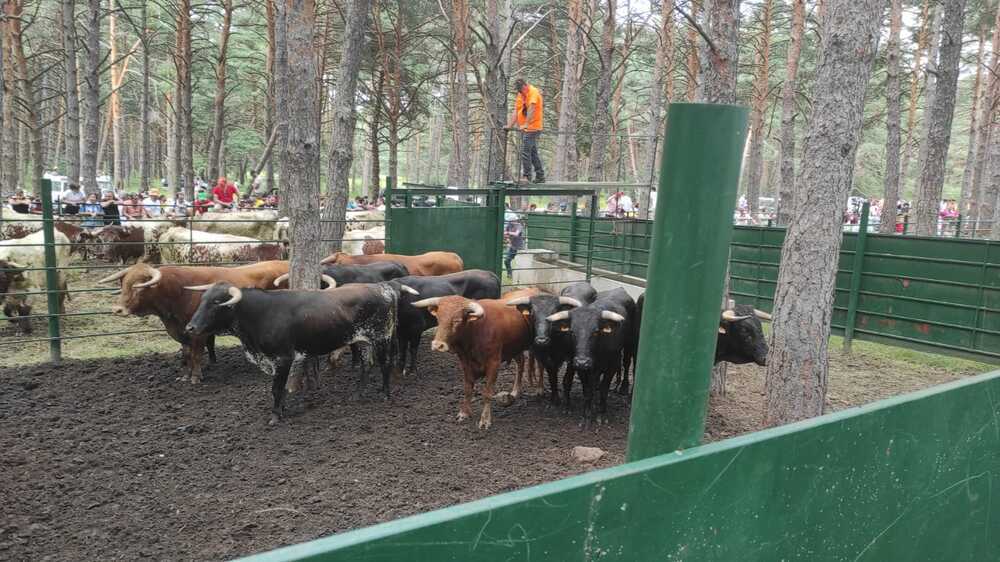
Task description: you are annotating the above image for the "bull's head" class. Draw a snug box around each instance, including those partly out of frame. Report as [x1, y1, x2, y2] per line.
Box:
[717, 303, 771, 366]
[98, 264, 163, 317]
[0, 260, 27, 296]
[183, 282, 243, 335]
[506, 294, 582, 348]
[549, 306, 625, 372]
[319, 251, 349, 265]
[411, 295, 484, 353]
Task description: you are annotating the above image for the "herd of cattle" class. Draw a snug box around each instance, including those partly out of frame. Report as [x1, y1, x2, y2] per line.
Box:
[0, 209, 385, 333]
[1, 213, 771, 429]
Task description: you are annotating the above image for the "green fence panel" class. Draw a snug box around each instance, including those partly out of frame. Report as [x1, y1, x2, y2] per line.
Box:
[388, 206, 499, 274]
[242, 371, 1000, 562]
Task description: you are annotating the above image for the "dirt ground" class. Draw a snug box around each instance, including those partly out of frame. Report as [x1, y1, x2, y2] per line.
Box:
[0, 269, 991, 560]
[1, 340, 987, 561]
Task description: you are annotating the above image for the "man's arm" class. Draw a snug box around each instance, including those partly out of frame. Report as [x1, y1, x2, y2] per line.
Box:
[524, 103, 537, 130]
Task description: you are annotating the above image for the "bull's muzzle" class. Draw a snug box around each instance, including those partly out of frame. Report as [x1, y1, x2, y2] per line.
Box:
[534, 335, 550, 347]
[574, 358, 592, 371]
[110, 305, 128, 317]
[430, 340, 449, 353]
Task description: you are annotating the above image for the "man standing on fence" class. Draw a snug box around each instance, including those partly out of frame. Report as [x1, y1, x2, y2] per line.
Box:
[507, 78, 545, 184]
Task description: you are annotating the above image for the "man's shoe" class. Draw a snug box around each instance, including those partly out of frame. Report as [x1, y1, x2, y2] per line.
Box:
[519, 176, 531, 184]
[533, 176, 546, 184]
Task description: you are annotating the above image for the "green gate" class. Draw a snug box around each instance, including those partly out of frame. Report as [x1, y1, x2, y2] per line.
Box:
[386, 187, 502, 274]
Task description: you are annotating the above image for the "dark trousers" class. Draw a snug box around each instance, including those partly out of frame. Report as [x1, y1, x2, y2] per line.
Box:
[504, 246, 518, 277]
[520, 131, 544, 181]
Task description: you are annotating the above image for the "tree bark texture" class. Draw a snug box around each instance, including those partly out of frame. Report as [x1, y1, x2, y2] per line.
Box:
[266, 0, 277, 195]
[587, 0, 618, 183]
[175, 0, 194, 196]
[446, 0, 471, 186]
[640, 0, 672, 187]
[764, 0, 885, 427]
[913, 0, 966, 237]
[776, 0, 804, 226]
[207, 0, 234, 182]
[898, 0, 931, 202]
[140, 0, 150, 191]
[109, 0, 122, 189]
[698, 0, 740, 104]
[685, 0, 700, 101]
[320, 0, 370, 254]
[743, 0, 773, 216]
[958, 30, 986, 221]
[907, 1, 942, 198]
[482, 0, 510, 184]
[551, 0, 586, 181]
[880, 0, 902, 234]
[81, 0, 100, 193]
[971, 1, 1000, 228]
[62, 0, 81, 184]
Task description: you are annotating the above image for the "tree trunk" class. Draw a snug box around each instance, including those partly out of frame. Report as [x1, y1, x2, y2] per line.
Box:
[879, 0, 902, 234]
[5, 0, 40, 190]
[139, 0, 150, 191]
[320, 0, 370, 254]
[913, 0, 966, 237]
[279, 0, 322, 289]
[971, 1, 1000, 230]
[906, 0, 942, 199]
[897, 0, 931, 204]
[446, 0, 470, 187]
[166, 93, 177, 191]
[588, 0, 618, 183]
[80, 0, 100, 193]
[685, 0, 700, 101]
[639, 0, 671, 189]
[698, 0, 740, 104]
[988, 115, 1000, 240]
[743, 0, 773, 217]
[109, 0, 122, 190]
[427, 110, 443, 184]
[764, 0, 885, 427]
[248, 128, 279, 187]
[180, 0, 194, 197]
[62, 0, 81, 185]
[551, 0, 586, 181]
[959, 30, 986, 221]
[482, 0, 510, 185]
[776, 0, 804, 226]
[266, 0, 276, 195]
[207, 0, 234, 182]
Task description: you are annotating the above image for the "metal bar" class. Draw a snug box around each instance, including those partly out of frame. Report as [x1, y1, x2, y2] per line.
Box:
[585, 194, 597, 281]
[955, 214, 963, 238]
[569, 198, 578, 262]
[844, 201, 871, 353]
[495, 186, 506, 280]
[627, 103, 749, 461]
[39, 178, 62, 362]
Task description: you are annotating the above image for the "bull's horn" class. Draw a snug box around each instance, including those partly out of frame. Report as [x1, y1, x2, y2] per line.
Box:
[601, 310, 625, 323]
[754, 309, 772, 321]
[110, 289, 122, 296]
[273, 273, 289, 287]
[220, 286, 243, 307]
[3, 261, 27, 269]
[411, 297, 442, 308]
[504, 296, 531, 307]
[721, 309, 751, 322]
[465, 301, 485, 318]
[545, 310, 570, 322]
[319, 252, 341, 264]
[558, 296, 583, 308]
[398, 284, 419, 295]
[184, 283, 216, 291]
[134, 267, 162, 288]
[727, 298, 736, 309]
[321, 274, 337, 289]
[97, 268, 128, 284]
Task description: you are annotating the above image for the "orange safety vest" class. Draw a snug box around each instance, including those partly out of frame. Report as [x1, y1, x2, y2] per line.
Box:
[514, 85, 543, 132]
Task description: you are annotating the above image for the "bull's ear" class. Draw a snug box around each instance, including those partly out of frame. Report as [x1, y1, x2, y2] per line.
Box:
[427, 305, 438, 317]
[516, 304, 531, 317]
[601, 325, 614, 333]
[559, 323, 570, 332]
[718, 325, 727, 334]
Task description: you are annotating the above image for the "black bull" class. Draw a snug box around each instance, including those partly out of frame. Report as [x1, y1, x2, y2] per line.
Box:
[184, 281, 407, 424]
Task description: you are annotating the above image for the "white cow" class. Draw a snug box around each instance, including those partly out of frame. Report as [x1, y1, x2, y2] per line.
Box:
[0, 210, 44, 240]
[340, 226, 386, 255]
[0, 230, 71, 331]
[157, 226, 284, 264]
[345, 210, 385, 232]
[192, 210, 281, 241]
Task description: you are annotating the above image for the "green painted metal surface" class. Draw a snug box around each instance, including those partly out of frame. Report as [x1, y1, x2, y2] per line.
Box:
[240, 371, 1000, 562]
[39, 178, 62, 362]
[627, 103, 749, 459]
[844, 202, 871, 351]
[387, 202, 500, 275]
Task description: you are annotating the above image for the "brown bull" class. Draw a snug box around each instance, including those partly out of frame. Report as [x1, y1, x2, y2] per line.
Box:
[99, 261, 289, 383]
[321, 250, 463, 276]
[412, 287, 539, 430]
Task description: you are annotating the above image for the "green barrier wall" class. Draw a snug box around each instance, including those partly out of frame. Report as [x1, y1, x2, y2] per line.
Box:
[242, 370, 1000, 561]
[387, 205, 500, 274]
[525, 215, 1000, 364]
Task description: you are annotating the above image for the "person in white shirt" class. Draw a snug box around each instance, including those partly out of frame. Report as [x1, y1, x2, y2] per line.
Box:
[143, 189, 164, 217]
[619, 193, 635, 216]
[60, 184, 86, 215]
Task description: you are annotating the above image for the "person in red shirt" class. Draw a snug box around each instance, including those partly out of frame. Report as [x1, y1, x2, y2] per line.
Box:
[212, 177, 240, 211]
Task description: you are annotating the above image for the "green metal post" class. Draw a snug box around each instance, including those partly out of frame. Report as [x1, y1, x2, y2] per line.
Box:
[626, 103, 748, 461]
[843, 201, 870, 354]
[955, 214, 962, 238]
[569, 198, 578, 262]
[495, 187, 506, 280]
[585, 193, 597, 281]
[39, 178, 62, 362]
[903, 214, 909, 234]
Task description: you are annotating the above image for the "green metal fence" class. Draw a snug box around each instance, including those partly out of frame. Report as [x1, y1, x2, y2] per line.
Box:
[524, 211, 1000, 365]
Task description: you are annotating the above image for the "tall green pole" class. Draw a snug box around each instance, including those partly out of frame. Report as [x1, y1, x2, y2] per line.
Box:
[843, 201, 870, 353]
[626, 103, 748, 461]
[40, 178, 62, 362]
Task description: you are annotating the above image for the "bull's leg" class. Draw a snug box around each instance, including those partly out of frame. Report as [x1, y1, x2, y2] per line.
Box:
[350, 342, 363, 367]
[405, 334, 421, 376]
[597, 368, 614, 425]
[207, 335, 218, 364]
[580, 369, 596, 427]
[511, 353, 524, 399]
[189, 341, 204, 384]
[15, 303, 32, 334]
[354, 345, 370, 399]
[376, 341, 392, 400]
[534, 355, 544, 390]
[562, 364, 576, 412]
[270, 356, 294, 425]
[176, 344, 191, 382]
[457, 360, 475, 422]
[546, 363, 560, 405]
[479, 360, 500, 430]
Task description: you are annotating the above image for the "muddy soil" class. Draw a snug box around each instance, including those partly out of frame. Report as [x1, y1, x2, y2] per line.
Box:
[0, 338, 981, 560]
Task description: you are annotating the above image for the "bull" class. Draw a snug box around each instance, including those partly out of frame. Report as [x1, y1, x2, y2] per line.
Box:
[412, 288, 538, 430]
[321, 250, 463, 276]
[99, 261, 290, 383]
[86, 225, 145, 264]
[395, 270, 501, 376]
[547, 288, 636, 425]
[717, 301, 771, 366]
[184, 281, 412, 424]
[505, 281, 597, 405]
[0, 260, 69, 335]
[272, 261, 408, 289]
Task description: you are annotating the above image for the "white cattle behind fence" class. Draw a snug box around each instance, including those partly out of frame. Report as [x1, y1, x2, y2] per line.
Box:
[157, 227, 284, 264]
